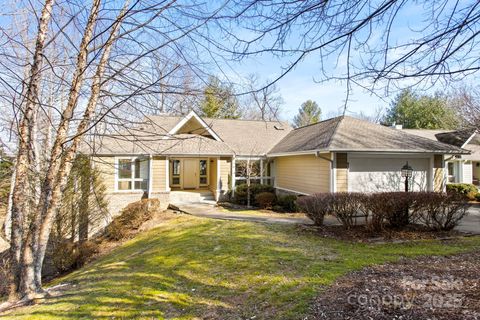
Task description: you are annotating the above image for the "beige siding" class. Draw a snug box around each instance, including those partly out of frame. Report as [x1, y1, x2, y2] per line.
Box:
[275, 154, 331, 194]
[152, 156, 167, 192]
[219, 157, 231, 191]
[433, 155, 445, 192]
[335, 153, 348, 192]
[93, 156, 115, 193]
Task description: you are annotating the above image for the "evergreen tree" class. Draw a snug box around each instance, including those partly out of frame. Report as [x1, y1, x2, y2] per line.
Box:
[293, 100, 321, 128]
[383, 89, 460, 129]
[200, 76, 241, 119]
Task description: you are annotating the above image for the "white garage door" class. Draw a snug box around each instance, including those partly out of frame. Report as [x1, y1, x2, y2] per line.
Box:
[348, 156, 430, 192]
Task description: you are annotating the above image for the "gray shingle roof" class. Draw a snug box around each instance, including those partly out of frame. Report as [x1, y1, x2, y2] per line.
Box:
[269, 116, 469, 155]
[146, 115, 292, 155]
[88, 114, 292, 156]
[90, 133, 234, 156]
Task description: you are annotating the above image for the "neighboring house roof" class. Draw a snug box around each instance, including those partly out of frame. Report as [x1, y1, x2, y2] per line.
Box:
[90, 133, 234, 156]
[405, 128, 479, 160]
[88, 111, 292, 156]
[269, 116, 469, 155]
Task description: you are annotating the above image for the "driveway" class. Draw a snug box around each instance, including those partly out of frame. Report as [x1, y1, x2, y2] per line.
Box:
[456, 204, 480, 234]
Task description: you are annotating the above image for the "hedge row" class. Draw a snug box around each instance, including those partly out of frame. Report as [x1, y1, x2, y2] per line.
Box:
[297, 192, 470, 231]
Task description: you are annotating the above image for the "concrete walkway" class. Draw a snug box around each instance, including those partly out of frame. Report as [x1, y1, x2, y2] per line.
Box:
[173, 203, 313, 225]
[173, 202, 480, 234]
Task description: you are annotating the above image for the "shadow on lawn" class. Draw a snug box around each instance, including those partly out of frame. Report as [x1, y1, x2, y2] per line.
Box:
[7, 219, 336, 319]
[5, 217, 479, 319]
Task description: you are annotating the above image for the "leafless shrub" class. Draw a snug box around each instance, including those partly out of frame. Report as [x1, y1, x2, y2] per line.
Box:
[106, 199, 161, 241]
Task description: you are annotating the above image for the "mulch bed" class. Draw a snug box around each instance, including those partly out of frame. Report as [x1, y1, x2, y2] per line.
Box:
[300, 224, 467, 243]
[311, 250, 480, 320]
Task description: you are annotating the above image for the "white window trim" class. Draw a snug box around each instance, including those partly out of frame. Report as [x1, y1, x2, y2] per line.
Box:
[115, 156, 149, 192]
[233, 158, 274, 188]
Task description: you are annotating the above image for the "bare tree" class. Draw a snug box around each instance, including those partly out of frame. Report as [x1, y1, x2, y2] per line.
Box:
[217, 1, 480, 112]
[0, 0, 237, 305]
[243, 74, 283, 121]
[450, 86, 480, 128]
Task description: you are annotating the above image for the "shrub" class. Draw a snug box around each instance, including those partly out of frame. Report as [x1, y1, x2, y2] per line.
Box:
[106, 198, 160, 241]
[51, 241, 80, 273]
[411, 192, 469, 231]
[233, 184, 275, 206]
[51, 240, 99, 273]
[297, 193, 366, 228]
[447, 183, 478, 200]
[363, 193, 391, 232]
[476, 193, 480, 202]
[297, 193, 332, 226]
[276, 195, 298, 212]
[255, 192, 276, 209]
[328, 193, 367, 229]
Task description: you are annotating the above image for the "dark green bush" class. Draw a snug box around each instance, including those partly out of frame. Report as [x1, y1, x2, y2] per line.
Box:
[106, 198, 160, 241]
[276, 195, 298, 212]
[233, 184, 275, 206]
[447, 183, 478, 200]
[476, 193, 480, 201]
[255, 192, 276, 209]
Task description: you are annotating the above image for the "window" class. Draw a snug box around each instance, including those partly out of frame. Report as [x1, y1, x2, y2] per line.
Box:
[117, 157, 148, 191]
[447, 162, 455, 183]
[199, 159, 208, 185]
[172, 160, 180, 185]
[234, 159, 274, 189]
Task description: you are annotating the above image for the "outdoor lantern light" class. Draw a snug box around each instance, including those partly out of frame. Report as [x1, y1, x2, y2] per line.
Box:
[401, 162, 413, 192]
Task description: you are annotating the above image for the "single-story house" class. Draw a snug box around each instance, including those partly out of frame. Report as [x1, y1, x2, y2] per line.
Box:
[405, 128, 479, 186]
[89, 111, 469, 213]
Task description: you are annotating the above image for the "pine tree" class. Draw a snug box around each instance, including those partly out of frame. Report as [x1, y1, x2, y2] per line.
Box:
[200, 76, 241, 119]
[293, 100, 321, 128]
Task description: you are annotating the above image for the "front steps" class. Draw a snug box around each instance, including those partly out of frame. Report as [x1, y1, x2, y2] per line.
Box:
[169, 190, 216, 205]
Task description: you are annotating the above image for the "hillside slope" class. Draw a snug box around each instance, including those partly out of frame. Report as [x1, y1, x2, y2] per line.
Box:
[2, 215, 480, 319]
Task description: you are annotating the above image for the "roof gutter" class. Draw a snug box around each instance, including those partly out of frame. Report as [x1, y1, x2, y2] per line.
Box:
[268, 148, 470, 157]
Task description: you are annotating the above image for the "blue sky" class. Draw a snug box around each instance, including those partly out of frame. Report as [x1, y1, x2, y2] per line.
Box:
[217, 1, 479, 123]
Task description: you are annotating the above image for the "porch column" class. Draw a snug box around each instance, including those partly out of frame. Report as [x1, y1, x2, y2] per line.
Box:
[260, 159, 264, 185]
[148, 155, 153, 198]
[216, 157, 221, 201]
[231, 156, 236, 196]
[165, 157, 171, 192]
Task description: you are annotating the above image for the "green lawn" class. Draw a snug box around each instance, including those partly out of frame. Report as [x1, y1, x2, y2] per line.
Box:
[3, 215, 480, 319]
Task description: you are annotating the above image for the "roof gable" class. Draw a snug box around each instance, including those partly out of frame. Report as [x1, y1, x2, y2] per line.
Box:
[167, 111, 222, 141]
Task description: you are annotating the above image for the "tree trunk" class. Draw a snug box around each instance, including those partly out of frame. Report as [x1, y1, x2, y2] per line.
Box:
[16, 0, 102, 299]
[8, 0, 56, 302]
[31, 0, 127, 296]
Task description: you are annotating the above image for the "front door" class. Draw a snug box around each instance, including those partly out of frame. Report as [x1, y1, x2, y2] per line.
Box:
[183, 159, 198, 189]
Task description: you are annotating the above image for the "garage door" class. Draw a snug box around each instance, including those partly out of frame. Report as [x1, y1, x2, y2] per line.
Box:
[348, 156, 429, 192]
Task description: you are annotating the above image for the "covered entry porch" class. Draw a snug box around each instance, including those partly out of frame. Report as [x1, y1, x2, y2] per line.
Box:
[168, 156, 232, 201]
